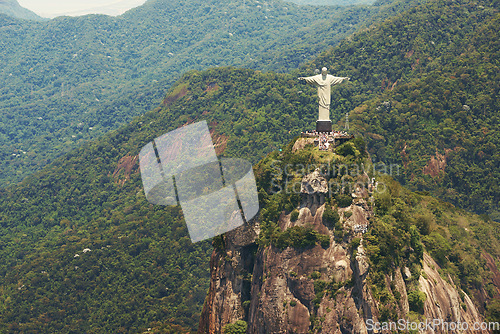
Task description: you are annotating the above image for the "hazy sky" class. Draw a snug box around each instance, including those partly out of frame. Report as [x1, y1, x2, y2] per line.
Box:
[17, 0, 147, 18]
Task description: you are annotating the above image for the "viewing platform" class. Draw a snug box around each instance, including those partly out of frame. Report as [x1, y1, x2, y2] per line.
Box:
[300, 130, 354, 150]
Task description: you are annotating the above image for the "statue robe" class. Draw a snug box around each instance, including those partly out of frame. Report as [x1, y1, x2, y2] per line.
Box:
[302, 74, 348, 121]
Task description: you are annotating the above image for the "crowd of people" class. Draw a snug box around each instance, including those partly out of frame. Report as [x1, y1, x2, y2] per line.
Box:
[318, 133, 330, 150]
[302, 130, 350, 137]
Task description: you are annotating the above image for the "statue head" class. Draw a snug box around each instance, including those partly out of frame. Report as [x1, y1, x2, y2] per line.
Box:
[321, 67, 328, 75]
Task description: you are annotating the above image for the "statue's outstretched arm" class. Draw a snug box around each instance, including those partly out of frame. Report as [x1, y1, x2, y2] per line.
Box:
[299, 76, 318, 85]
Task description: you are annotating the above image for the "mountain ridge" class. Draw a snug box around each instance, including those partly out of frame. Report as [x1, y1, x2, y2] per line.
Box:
[0, 0, 44, 20]
[0, 0, 498, 331]
[0, 63, 498, 332]
[0, 0, 422, 186]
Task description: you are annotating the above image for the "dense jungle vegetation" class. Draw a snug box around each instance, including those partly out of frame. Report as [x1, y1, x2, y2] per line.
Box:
[0, 0, 421, 186]
[302, 0, 500, 219]
[0, 62, 498, 332]
[0, 66, 334, 332]
[0, 0, 499, 331]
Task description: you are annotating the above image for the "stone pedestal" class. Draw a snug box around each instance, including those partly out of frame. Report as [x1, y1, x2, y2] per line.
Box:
[316, 120, 332, 132]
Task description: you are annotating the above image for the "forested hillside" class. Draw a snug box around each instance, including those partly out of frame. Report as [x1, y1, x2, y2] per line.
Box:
[287, 0, 373, 5]
[0, 67, 338, 333]
[0, 0, 43, 21]
[0, 0, 420, 186]
[303, 0, 500, 219]
[1, 65, 498, 332]
[0, 0, 499, 331]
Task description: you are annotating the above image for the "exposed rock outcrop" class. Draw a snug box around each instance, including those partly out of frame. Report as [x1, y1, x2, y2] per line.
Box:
[301, 169, 328, 214]
[292, 138, 315, 153]
[246, 204, 375, 334]
[198, 223, 260, 334]
[199, 202, 489, 333]
[198, 143, 491, 334]
[422, 151, 447, 178]
[419, 253, 484, 329]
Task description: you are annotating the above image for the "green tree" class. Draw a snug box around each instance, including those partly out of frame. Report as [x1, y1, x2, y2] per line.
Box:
[223, 320, 248, 334]
[322, 204, 340, 227]
[408, 291, 426, 314]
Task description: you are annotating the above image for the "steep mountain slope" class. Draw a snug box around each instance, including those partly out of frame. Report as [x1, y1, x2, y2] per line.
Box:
[0, 0, 420, 186]
[0, 0, 43, 20]
[0, 0, 499, 331]
[198, 139, 500, 333]
[0, 67, 328, 333]
[1, 64, 497, 332]
[301, 0, 500, 219]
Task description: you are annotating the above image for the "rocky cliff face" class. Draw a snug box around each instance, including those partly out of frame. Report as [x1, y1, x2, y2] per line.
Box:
[198, 143, 492, 334]
[198, 222, 260, 334]
[245, 202, 373, 334]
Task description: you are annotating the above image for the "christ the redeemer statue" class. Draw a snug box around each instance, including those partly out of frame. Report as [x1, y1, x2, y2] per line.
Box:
[299, 67, 350, 132]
